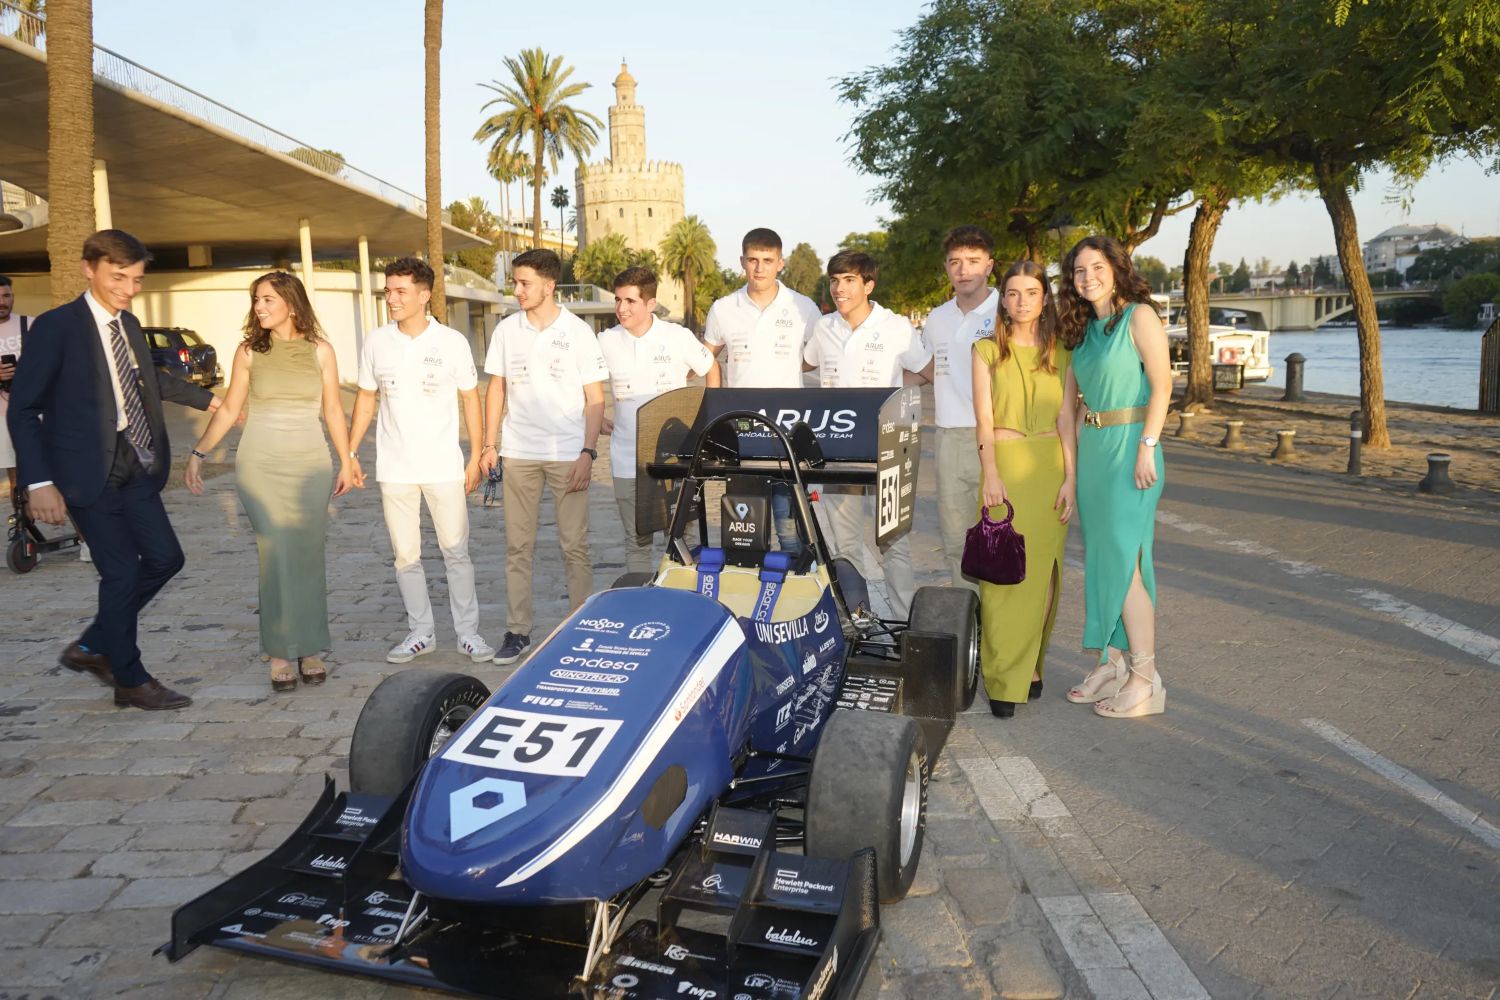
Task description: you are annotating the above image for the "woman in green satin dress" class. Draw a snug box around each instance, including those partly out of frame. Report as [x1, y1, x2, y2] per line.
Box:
[184, 272, 358, 692]
[1055, 236, 1173, 720]
[971, 261, 1077, 718]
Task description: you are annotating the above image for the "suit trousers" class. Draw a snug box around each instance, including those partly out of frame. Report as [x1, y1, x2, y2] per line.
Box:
[68, 435, 185, 688]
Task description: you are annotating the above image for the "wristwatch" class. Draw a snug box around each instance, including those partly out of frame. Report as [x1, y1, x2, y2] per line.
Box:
[580, 447, 598, 460]
[1140, 435, 1159, 448]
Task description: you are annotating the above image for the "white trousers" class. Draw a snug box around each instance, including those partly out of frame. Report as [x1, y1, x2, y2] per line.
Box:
[380, 480, 479, 638]
[822, 491, 914, 618]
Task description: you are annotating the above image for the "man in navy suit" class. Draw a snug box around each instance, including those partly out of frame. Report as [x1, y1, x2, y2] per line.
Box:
[7, 230, 221, 710]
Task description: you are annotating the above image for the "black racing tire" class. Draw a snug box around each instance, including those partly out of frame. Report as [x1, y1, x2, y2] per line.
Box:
[908, 586, 980, 713]
[804, 710, 927, 903]
[7, 537, 37, 575]
[349, 670, 490, 797]
[611, 571, 654, 589]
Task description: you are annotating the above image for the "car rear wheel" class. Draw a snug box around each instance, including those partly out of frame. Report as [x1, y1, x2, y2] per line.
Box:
[349, 670, 490, 797]
[908, 586, 980, 713]
[804, 710, 927, 902]
[611, 571, 654, 589]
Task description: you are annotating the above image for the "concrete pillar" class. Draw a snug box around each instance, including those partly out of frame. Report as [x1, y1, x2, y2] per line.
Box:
[92, 159, 111, 230]
[298, 218, 314, 294]
[357, 234, 373, 349]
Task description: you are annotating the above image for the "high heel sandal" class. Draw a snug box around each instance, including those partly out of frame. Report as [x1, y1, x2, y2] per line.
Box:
[297, 657, 327, 686]
[989, 698, 1017, 718]
[1028, 678, 1044, 701]
[270, 661, 298, 693]
[1093, 654, 1165, 719]
[1065, 650, 1126, 704]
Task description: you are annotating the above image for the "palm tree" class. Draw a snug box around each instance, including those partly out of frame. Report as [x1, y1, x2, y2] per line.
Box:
[660, 216, 716, 332]
[486, 147, 531, 229]
[475, 48, 601, 247]
[550, 185, 570, 255]
[423, 0, 446, 321]
[46, 0, 93, 305]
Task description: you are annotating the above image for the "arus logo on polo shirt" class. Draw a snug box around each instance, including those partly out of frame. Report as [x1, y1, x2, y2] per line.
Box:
[775, 307, 796, 328]
[976, 317, 995, 339]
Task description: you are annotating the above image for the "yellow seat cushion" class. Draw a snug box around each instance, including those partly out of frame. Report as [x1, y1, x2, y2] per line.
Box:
[656, 561, 829, 622]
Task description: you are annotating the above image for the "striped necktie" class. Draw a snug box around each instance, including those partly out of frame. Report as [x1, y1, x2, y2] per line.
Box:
[107, 318, 155, 467]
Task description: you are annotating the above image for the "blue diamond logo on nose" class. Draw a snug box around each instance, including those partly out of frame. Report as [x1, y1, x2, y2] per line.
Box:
[449, 778, 526, 841]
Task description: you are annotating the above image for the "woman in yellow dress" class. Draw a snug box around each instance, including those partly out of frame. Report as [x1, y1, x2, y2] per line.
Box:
[970, 261, 1076, 717]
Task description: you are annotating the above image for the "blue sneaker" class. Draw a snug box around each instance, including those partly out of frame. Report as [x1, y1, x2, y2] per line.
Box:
[492, 632, 531, 665]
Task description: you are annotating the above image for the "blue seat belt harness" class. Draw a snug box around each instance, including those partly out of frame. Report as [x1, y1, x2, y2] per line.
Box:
[696, 547, 726, 599]
[752, 551, 792, 623]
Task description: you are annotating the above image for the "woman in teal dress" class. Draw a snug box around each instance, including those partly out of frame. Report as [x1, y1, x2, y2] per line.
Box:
[184, 272, 358, 692]
[1055, 236, 1173, 719]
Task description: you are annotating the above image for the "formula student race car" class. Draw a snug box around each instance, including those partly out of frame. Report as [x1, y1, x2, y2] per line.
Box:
[163, 386, 980, 999]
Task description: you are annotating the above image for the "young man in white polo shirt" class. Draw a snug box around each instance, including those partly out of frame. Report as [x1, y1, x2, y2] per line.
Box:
[599, 266, 720, 574]
[703, 228, 820, 554]
[918, 225, 998, 590]
[479, 248, 608, 665]
[803, 250, 930, 617]
[349, 257, 492, 664]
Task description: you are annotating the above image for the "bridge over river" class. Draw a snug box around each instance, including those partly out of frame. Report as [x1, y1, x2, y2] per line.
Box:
[1175, 287, 1438, 331]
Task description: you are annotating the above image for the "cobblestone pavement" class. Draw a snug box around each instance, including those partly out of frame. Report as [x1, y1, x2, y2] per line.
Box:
[1, 390, 1497, 999]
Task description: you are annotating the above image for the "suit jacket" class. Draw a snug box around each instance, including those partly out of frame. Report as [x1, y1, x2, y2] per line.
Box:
[6, 294, 214, 506]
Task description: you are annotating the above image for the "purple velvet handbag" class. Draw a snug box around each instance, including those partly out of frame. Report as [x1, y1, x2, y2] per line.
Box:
[962, 500, 1027, 585]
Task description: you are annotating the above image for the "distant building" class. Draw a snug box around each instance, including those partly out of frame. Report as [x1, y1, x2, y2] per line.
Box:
[1363, 223, 1466, 276]
[575, 62, 687, 320]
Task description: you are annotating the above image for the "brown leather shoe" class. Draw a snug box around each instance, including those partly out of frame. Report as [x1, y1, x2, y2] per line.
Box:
[60, 642, 115, 687]
[113, 680, 192, 711]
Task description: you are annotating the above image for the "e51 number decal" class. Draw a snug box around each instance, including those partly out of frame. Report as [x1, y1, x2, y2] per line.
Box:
[440, 707, 621, 777]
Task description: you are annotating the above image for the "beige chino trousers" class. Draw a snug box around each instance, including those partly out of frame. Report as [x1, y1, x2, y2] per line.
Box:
[501, 457, 592, 634]
[935, 426, 983, 593]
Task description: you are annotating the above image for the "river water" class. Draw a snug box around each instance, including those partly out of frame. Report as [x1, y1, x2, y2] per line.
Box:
[1262, 325, 1484, 409]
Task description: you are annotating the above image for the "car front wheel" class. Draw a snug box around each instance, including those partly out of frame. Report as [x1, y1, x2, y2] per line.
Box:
[349, 670, 490, 797]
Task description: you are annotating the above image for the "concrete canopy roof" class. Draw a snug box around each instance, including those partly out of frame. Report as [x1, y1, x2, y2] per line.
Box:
[0, 35, 486, 262]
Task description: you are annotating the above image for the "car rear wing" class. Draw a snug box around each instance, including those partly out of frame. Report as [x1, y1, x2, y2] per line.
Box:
[633, 386, 922, 550]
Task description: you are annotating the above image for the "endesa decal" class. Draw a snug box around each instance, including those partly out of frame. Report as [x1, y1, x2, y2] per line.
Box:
[441, 706, 622, 777]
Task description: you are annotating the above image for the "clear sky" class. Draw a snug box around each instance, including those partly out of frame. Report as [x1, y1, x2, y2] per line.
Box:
[93, 1, 1499, 274]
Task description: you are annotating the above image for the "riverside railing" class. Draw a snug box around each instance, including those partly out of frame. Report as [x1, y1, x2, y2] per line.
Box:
[0, 0, 430, 218]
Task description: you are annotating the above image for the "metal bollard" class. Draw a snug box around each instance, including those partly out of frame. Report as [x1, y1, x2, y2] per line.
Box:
[1282, 353, 1306, 402]
[1347, 409, 1362, 476]
[1175, 411, 1196, 438]
[1418, 453, 1455, 495]
[1270, 429, 1297, 459]
[1220, 420, 1245, 449]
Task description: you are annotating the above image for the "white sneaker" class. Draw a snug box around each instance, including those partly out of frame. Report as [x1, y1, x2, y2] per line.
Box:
[386, 631, 435, 664]
[79, 542, 91, 563]
[459, 634, 495, 663]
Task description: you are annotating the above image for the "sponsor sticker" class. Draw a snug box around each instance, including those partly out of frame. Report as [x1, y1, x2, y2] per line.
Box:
[629, 621, 670, 641]
[711, 831, 761, 850]
[576, 617, 625, 635]
[550, 668, 631, 684]
[764, 925, 818, 948]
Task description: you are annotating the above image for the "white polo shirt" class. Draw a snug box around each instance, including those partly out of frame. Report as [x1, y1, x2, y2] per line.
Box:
[599, 317, 714, 479]
[925, 289, 999, 428]
[358, 319, 477, 484]
[703, 281, 820, 388]
[484, 305, 609, 462]
[803, 301, 930, 389]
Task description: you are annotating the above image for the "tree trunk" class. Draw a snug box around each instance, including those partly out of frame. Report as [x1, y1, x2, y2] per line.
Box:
[1315, 161, 1389, 447]
[532, 134, 545, 248]
[683, 262, 696, 333]
[1122, 195, 1172, 255]
[47, 0, 95, 306]
[1181, 189, 1229, 412]
[423, 0, 446, 322]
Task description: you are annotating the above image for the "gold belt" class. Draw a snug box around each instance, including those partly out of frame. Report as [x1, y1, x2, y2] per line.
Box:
[1082, 405, 1148, 428]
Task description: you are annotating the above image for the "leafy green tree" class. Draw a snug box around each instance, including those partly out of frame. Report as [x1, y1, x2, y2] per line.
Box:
[288, 146, 346, 176]
[660, 216, 717, 331]
[1230, 258, 1251, 293]
[1208, 0, 1500, 446]
[1443, 273, 1500, 327]
[1405, 238, 1500, 283]
[573, 233, 632, 289]
[445, 196, 499, 279]
[1313, 257, 1336, 287]
[783, 242, 822, 297]
[839, 0, 1189, 269]
[475, 49, 601, 247]
[1286, 261, 1301, 286]
[550, 185, 570, 253]
[696, 267, 748, 326]
[629, 248, 662, 277]
[1135, 255, 1169, 292]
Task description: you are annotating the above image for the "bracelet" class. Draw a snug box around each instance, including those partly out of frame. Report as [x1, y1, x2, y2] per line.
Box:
[190, 448, 207, 460]
[481, 444, 497, 453]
